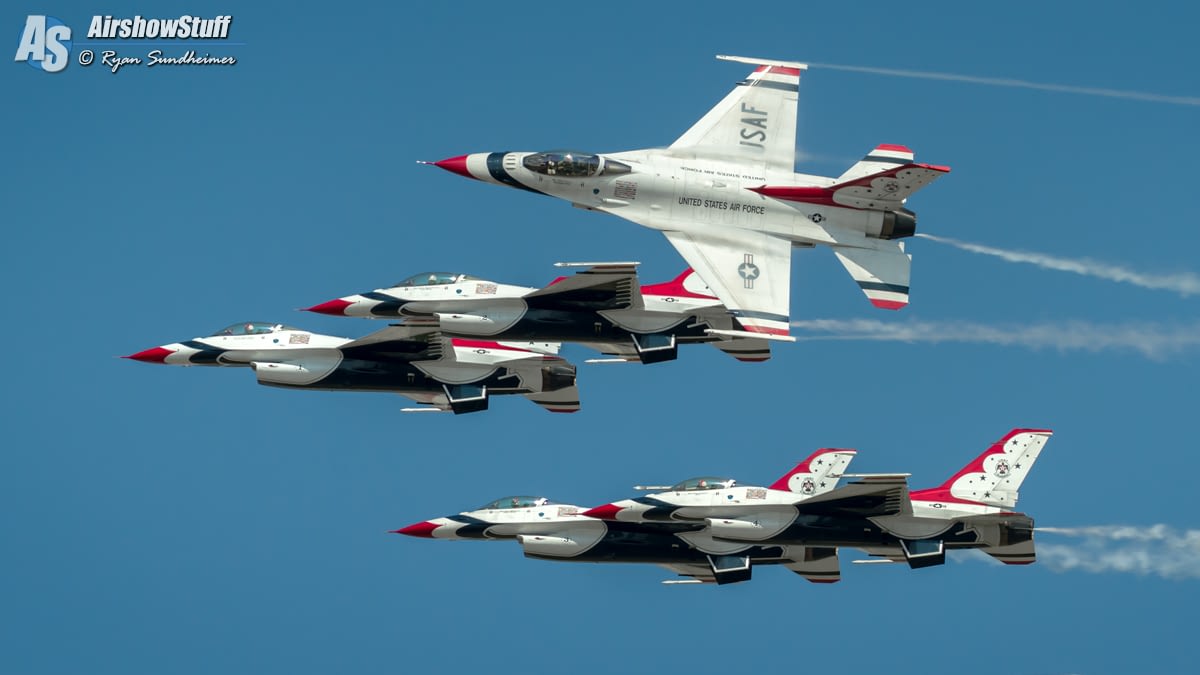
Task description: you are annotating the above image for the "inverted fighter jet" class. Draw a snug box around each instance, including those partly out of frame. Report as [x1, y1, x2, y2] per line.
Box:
[305, 263, 771, 364]
[123, 321, 579, 414]
[586, 429, 1051, 577]
[394, 450, 860, 585]
[429, 55, 950, 339]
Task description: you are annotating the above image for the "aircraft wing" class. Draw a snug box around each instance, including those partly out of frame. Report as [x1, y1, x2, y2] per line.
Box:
[662, 228, 792, 337]
[669, 55, 805, 173]
[523, 263, 643, 311]
[832, 240, 913, 310]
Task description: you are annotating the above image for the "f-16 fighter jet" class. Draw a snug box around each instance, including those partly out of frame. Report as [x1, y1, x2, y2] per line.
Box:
[305, 264, 771, 364]
[123, 321, 579, 414]
[394, 448, 856, 585]
[428, 55, 949, 339]
[585, 429, 1051, 577]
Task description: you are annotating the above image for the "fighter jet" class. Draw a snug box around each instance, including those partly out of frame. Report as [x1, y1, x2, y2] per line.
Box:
[394, 449, 859, 585]
[586, 429, 1052, 576]
[429, 55, 950, 339]
[123, 321, 579, 414]
[305, 263, 771, 364]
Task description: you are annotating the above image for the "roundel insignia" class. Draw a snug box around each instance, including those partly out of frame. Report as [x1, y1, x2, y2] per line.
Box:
[810, 213, 825, 223]
[738, 253, 760, 290]
[799, 477, 816, 495]
[994, 459, 1011, 478]
[883, 181, 900, 193]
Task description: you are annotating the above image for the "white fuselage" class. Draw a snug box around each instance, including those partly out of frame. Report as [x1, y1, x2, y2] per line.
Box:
[459, 150, 892, 251]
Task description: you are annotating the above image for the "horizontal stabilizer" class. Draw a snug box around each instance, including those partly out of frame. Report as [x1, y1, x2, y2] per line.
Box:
[983, 539, 1037, 565]
[709, 337, 772, 362]
[832, 242, 912, 310]
[784, 547, 840, 583]
[525, 385, 581, 414]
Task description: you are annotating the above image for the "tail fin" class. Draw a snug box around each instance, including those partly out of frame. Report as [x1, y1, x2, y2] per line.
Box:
[749, 144, 949, 211]
[768, 448, 856, 496]
[836, 144, 915, 183]
[910, 429, 1052, 510]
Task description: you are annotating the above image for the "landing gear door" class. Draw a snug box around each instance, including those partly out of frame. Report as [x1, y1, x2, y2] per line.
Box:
[707, 554, 752, 585]
[900, 539, 945, 569]
[443, 384, 489, 415]
[631, 333, 678, 364]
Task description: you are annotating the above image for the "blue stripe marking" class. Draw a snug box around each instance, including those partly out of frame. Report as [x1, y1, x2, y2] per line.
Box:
[862, 154, 908, 164]
[486, 152, 546, 195]
[737, 79, 799, 92]
[857, 281, 909, 294]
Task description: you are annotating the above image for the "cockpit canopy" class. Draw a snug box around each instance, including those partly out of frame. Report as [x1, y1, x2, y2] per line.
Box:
[670, 476, 736, 491]
[209, 322, 298, 336]
[393, 272, 480, 287]
[522, 151, 631, 178]
[477, 495, 555, 510]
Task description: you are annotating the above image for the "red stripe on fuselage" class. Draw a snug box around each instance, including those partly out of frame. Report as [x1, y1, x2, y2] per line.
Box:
[640, 269, 718, 300]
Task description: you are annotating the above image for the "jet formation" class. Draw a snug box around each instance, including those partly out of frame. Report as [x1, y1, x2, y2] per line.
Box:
[119, 56, 1050, 586]
[397, 429, 1050, 584]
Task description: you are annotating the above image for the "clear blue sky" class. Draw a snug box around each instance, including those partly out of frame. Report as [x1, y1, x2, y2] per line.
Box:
[4, 2, 1199, 673]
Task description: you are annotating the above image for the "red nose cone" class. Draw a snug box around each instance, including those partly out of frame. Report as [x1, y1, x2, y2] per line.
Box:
[434, 155, 475, 180]
[392, 521, 439, 538]
[122, 346, 175, 363]
[303, 298, 354, 316]
[581, 503, 623, 520]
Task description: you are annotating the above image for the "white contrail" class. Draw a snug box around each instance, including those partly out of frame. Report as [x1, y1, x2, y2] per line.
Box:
[807, 62, 1200, 107]
[916, 233, 1200, 298]
[1034, 525, 1200, 580]
[790, 318, 1200, 360]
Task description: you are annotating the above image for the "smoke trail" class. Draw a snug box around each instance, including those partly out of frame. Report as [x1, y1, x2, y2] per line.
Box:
[806, 62, 1200, 107]
[1034, 525, 1200, 580]
[789, 318, 1200, 360]
[916, 233, 1200, 298]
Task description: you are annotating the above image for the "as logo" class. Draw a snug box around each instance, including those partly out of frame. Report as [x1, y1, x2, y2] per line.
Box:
[14, 16, 72, 73]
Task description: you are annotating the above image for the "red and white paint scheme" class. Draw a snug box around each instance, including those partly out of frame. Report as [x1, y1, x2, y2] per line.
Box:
[393, 495, 603, 544]
[307, 263, 772, 364]
[303, 271, 537, 318]
[909, 428, 1053, 518]
[584, 429, 1051, 572]
[123, 322, 580, 414]
[395, 494, 844, 585]
[583, 447, 857, 526]
[394, 430, 1049, 583]
[428, 55, 950, 338]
